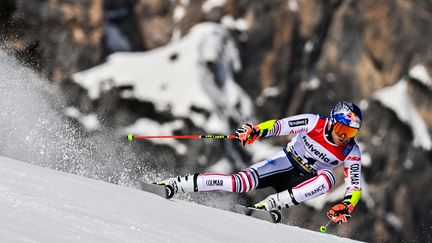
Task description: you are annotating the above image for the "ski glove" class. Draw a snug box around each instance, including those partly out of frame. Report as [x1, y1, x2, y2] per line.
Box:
[327, 201, 354, 224]
[235, 123, 260, 146]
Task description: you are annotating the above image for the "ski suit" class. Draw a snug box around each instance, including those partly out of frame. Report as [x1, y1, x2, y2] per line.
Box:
[193, 114, 362, 208]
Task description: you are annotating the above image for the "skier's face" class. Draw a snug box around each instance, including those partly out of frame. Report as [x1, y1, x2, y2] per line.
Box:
[331, 129, 349, 145]
[333, 122, 359, 138]
[330, 122, 359, 145]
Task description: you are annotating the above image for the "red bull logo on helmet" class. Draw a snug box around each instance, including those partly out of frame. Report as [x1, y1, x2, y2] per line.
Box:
[346, 112, 361, 128]
[331, 101, 363, 129]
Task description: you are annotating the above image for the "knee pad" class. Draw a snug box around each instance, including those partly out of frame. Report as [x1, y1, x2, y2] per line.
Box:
[317, 169, 336, 189]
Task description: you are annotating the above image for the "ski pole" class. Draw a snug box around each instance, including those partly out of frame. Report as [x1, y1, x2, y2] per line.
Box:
[319, 219, 333, 233]
[128, 133, 236, 141]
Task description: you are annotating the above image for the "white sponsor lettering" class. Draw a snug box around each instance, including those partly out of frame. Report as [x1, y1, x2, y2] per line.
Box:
[302, 136, 330, 163]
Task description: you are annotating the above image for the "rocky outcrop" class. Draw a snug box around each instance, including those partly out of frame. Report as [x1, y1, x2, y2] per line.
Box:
[1, 0, 431, 242]
[1, 0, 103, 82]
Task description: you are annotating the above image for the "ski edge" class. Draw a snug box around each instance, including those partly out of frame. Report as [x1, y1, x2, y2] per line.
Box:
[139, 182, 174, 199]
[234, 204, 281, 223]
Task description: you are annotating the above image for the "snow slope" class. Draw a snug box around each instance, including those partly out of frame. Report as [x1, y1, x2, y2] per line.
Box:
[0, 156, 360, 243]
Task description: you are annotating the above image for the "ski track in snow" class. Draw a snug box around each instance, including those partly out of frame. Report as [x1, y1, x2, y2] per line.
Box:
[0, 156, 361, 243]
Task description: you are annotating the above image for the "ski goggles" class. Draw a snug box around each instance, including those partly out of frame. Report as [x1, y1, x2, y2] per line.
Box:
[333, 122, 359, 138]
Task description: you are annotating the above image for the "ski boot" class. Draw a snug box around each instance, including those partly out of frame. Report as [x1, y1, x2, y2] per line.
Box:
[155, 174, 198, 198]
[252, 202, 282, 223]
[252, 194, 292, 223]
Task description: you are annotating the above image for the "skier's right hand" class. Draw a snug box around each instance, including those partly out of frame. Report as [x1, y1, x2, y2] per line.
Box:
[235, 123, 260, 146]
[326, 202, 353, 224]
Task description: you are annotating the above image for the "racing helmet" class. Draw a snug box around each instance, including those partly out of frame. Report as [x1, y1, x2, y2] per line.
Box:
[330, 101, 362, 138]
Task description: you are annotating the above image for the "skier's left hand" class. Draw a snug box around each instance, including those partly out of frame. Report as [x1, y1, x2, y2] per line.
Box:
[327, 201, 354, 224]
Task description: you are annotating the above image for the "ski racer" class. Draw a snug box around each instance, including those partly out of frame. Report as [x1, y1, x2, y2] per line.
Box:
[157, 101, 363, 224]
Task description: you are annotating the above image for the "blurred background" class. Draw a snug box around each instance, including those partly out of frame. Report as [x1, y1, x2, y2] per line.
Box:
[0, 0, 431, 242]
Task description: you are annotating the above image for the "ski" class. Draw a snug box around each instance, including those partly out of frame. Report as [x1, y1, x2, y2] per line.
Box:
[234, 204, 282, 223]
[139, 182, 175, 199]
[138, 184, 282, 223]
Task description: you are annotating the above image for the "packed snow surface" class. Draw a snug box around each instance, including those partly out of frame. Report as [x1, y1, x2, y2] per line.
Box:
[0, 156, 361, 243]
